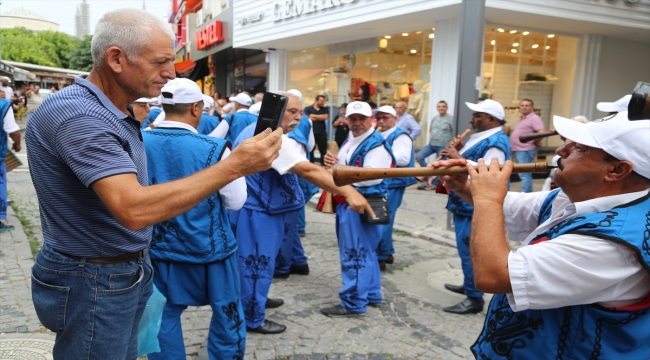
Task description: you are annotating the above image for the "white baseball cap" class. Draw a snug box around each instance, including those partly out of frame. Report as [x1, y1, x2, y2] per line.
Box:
[160, 78, 203, 105]
[202, 95, 214, 111]
[249, 102, 262, 115]
[133, 97, 157, 104]
[287, 89, 303, 101]
[553, 111, 650, 179]
[374, 105, 396, 117]
[465, 99, 505, 124]
[596, 95, 631, 113]
[346, 101, 372, 118]
[229, 93, 253, 107]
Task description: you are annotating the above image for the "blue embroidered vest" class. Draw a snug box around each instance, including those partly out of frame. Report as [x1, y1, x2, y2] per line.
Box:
[447, 130, 511, 217]
[383, 128, 417, 189]
[288, 117, 319, 200]
[347, 130, 389, 197]
[0, 99, 10, 159]
[225, 111, 257, 144]
[472, 191, 650, 359]
[236, 124, 305, 214]
[197, 113, 220, 136]
[143, 129, 237, 263]
[141, 107, 161, 130]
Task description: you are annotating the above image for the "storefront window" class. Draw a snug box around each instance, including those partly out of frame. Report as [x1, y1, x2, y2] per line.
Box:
[482, 27, 580, 149]
[287, 29, 433, 110]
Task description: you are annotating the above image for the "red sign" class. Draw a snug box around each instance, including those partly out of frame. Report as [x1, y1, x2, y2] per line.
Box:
[195, 21, 224, 50]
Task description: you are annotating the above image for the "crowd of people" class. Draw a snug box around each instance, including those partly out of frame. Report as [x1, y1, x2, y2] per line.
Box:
[11, 7, 649, 360]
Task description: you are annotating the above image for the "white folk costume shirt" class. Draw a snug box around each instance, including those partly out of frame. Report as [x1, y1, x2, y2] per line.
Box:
[337, 127, 392, 187]
[504, 189, 650, 312]
[3, 107, 20, 133]
[155, 120, 247, 210]
[380, 126, 412, 167]
[271, 135, 308, 175]
[459, 127, 506, 164]
[209, 108, 249, 139]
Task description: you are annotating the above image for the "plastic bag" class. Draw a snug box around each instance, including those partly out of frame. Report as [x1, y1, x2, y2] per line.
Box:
[137, 284, 166, 356]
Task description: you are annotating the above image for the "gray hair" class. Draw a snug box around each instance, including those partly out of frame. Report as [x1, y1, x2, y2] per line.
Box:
[91, 8, 174, 65]
[276, 91, 300, 101]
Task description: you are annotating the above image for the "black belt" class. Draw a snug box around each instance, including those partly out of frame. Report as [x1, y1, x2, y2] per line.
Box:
[61, 248, 149, 264]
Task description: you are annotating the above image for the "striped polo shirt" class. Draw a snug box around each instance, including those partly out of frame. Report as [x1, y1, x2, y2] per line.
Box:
[25, 75, 151, 257]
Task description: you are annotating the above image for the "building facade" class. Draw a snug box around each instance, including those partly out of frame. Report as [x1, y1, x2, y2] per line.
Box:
[230, 0, 650, 148]
[75, 0, 90, 39]
[0, 8, 59, 32]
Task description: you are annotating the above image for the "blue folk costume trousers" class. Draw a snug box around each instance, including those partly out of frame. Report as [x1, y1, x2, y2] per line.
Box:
[230, 208, 289, 328]
[0, 162, 6, 219]
[453, 214, 483, 299]
[335, 204, 383, 313]
[274, 210, 307, 274]
[376, 187, 405, 261]
[148, 253, 245, 360]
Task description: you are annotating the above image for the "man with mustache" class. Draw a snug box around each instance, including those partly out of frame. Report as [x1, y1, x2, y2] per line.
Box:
[322, 101, 393, 317]
[374, 105, 417, 270]
[439, 99, 510, 314]
[436, 111, 650, 358]
[230, 93, 373, 334]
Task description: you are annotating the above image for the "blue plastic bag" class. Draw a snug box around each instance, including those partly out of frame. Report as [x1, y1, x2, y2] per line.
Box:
[137, 284, 167, 356]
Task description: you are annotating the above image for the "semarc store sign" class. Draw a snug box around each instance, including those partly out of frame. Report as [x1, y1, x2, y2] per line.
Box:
[273, 0, 355, 22]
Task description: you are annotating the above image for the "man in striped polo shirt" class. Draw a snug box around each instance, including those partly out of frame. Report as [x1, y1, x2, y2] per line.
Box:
[25, 9, 282, 359]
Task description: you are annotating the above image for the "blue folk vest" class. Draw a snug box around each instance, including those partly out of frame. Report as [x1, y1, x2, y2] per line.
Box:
[447, 130, 511, 217]
[289, 117, 319, 200]
[236, 124, 305, 215]
[197, 113, 220, 136]
[346, 130, 389, 197]
[383, 128, 417, 189]
[472, 191, 650, 359]
[141, 107, 161, 130]
[0, 99, 10, 159]
[143, 128, 237, 263]
[225, 111, 257, 144]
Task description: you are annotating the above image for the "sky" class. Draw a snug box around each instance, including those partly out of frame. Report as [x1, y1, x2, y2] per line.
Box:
[1, 0, 170, 36]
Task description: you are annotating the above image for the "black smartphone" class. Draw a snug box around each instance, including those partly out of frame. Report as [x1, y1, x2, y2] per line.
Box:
[254, 92, 288, 135]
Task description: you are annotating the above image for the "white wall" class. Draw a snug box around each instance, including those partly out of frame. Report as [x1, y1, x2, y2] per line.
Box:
[592, 36, 650, 118]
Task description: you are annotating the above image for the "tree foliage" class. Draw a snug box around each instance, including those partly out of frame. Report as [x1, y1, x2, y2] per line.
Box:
[0, 28, 92, 71]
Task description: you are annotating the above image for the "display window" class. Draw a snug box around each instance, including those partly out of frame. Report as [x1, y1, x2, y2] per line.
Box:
[482, 27, 580, 146]
[286, 29, 434, 111]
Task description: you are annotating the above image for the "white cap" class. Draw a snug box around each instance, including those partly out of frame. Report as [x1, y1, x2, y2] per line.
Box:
[374, 105, 396, 117]
[553, 111, 650, 179]
[346, 101, 372, 118]
[160, 78, 203, 105]
[596, 95, 631, 113]
[133, 97, 157, 104]
[202, 95, 214, 111]
[287, 89, 303, 101]
[249, 102, 262, 115]
[229, 93, 253, 107]
[465, 99, 505, 124]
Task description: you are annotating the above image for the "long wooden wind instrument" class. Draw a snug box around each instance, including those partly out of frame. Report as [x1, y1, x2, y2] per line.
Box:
[333, 163, 554, 187]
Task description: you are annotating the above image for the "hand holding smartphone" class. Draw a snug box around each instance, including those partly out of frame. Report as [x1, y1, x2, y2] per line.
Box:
[254, 92, 288, 135]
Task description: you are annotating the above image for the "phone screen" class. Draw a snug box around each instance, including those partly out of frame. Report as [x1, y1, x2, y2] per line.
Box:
[254, 92, 288, 135]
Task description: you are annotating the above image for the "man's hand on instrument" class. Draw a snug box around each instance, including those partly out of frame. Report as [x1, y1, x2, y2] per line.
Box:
[428, 159, 469, 194]
[345, 190, 376, 218]
[323, 152, 338, 167]
[466, 158, 512, 206]
[440, 144, 462, 160]
[227, 128, 283, 177]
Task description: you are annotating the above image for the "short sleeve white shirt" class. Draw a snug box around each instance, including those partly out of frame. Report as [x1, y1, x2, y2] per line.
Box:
[272, 135, 308, 175]
[337, 127, 392, 186]
[459, 127, 506, 164]
[381, 127, 412, 167]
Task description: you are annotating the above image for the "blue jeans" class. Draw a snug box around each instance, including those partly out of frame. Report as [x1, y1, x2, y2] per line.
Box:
[416, 145, 444, 168]
[514, 149, 537, 193]
[31, 244, 153, 359]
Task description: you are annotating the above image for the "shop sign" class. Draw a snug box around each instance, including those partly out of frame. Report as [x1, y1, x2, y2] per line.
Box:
[273, 0, 355, 22]
[195, 20, 224, 50]
[238, 11, 264, 25]
[172, 1, 186, 24]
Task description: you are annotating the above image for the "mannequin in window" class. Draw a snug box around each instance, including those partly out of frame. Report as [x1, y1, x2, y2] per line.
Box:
[407, 80, 425, 120]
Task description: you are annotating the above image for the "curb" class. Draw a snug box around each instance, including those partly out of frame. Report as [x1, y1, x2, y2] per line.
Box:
[6, 205, 36, 282]
[307, 193, 457, 249]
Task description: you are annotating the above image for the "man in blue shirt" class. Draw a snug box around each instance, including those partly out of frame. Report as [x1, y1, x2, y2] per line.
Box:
[26, 9, 282, 359]
[0, 96, 21, 232]
[394, 101, 422, 140]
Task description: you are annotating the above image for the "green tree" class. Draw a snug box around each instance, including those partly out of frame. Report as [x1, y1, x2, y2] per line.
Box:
[67, 35, 93, 72]
[0, 27, 57, 66]
[36, 31, 76, 68]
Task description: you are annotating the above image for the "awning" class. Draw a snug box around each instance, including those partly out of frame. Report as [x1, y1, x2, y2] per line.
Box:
[0, 60, 16, 78]
[174, 60, 196, 73]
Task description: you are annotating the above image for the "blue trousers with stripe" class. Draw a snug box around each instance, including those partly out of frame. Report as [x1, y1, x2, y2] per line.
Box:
[335, 204, 383, 313]
[453, 214, 483, 298]
[0, 161, 6, 219]
[230, 208, 287, 328]
[149, 253, 245, 360]
[275, 210, 308, 274]
[377, 187, 405, 261]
